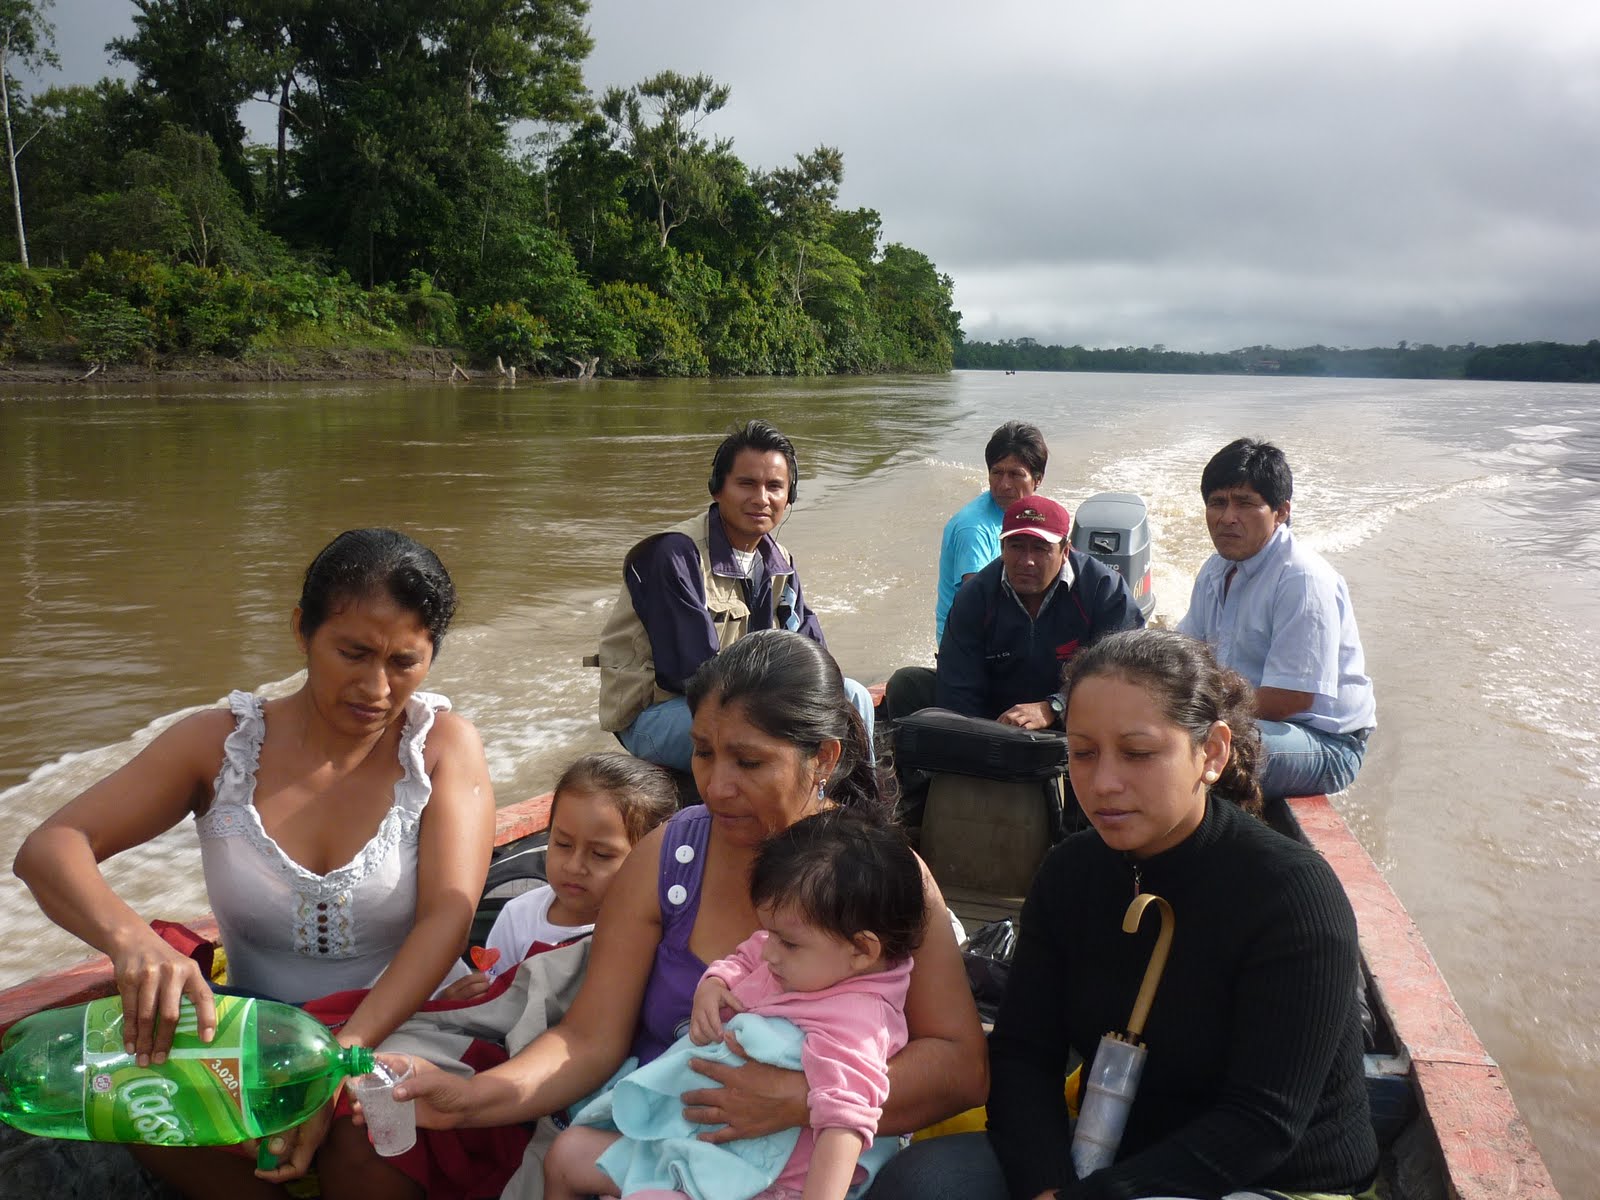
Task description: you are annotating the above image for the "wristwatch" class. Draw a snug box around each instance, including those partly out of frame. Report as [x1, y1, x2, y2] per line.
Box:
[1047, 693, 1066, 724]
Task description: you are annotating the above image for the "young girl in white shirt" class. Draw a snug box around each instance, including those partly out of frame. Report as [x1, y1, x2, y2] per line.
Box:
[440, 752, 677, 999]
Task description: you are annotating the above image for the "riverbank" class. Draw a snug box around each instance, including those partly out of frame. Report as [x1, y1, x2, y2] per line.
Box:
[0, 347, 536, 385]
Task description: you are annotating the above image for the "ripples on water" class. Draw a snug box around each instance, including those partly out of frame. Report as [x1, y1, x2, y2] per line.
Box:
[1, 373, 1597, 1195]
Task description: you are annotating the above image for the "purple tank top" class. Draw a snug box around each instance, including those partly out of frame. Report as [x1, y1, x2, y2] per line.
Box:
[631, 805, 713, 1063]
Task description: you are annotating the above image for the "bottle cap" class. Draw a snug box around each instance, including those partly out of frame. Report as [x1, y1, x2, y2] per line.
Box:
[342, 1045, 376, 1077]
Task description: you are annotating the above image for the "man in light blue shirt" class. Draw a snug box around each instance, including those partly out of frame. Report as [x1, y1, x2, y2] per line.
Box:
[1177, 438, 1376, 797]
[884, 422, 1049, 721]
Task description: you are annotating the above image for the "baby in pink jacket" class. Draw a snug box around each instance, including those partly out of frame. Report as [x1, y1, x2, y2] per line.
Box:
[544, 808, 927, 1200]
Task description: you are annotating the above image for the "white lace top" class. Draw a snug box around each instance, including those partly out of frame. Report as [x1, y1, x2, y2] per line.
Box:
[195, 689, 470, 1003]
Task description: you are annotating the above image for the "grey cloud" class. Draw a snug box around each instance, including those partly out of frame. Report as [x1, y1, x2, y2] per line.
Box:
[29, 0, 1600, 349]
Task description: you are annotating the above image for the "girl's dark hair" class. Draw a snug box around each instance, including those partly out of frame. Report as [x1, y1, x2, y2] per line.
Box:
[750, 808, 925, 963]
[298, 529, 458, 649]
[553, 752, 678, 844]
[685, 630, 891, 814]
[1063, 628, 1263, 815]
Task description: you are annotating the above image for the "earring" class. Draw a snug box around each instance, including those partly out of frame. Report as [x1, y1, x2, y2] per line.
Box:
[817, 782, 826, 801]
[1203, 770, 1219, 783]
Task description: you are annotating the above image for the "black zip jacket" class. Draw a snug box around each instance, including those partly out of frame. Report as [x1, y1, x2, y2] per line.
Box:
[935, 550, 1143, 720]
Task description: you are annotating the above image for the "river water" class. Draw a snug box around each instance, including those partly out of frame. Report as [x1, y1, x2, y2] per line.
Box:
[0, 373, 1594, 1193]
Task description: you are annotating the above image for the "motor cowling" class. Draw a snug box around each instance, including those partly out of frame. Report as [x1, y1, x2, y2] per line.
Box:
[1071, 492, 1156, 620]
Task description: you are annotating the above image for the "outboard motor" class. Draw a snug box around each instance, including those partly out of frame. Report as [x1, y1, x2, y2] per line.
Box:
[1072, 492, 1156, 621]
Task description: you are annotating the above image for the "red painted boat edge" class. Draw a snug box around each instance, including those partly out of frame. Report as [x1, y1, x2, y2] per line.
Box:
[1290, 794, 1560, 1199]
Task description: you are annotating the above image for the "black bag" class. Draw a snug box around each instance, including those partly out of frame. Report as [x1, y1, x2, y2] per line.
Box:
[894, 707, 1069, 783]
[962, 918, 1016, 1025]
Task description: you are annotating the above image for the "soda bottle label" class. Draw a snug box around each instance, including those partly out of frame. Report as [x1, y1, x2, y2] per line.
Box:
[80, 995, 255, 1145]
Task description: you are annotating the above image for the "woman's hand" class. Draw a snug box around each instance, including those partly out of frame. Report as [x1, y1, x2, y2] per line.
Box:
[388, 1057, 475, 1131]
[108, 928, 215, 1065]
[689, 977, 744, 1046]
[253, 1094, 337, 1183]
[683, 1030, 809, 1144]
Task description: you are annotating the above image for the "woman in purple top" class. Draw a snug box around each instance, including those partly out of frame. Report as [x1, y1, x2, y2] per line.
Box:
[399, 631, 987, 1181]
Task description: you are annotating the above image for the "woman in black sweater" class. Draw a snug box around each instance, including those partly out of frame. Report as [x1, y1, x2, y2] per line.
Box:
[869, 629, 1378, 1200]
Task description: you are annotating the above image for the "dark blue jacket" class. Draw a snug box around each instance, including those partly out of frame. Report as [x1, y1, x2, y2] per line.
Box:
[935, 550, 1144, 721]
[628, 505, 826, 695]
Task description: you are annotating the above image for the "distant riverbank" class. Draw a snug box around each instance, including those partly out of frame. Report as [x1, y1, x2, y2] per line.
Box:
[956, 337, 1600, 383]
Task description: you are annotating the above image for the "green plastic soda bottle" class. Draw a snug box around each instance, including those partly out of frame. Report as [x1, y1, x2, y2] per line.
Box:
[0, 994, 373, 1146]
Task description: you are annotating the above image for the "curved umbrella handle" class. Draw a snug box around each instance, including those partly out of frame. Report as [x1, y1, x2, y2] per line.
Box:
[1122, 893, 1174, 1040]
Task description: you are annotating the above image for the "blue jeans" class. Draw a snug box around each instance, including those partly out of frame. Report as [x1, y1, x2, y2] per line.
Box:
[863, 1131, 1365, 1200]
[864, 1133, 1008, 1200]
[618, 679, 877, 774]
[1257, 721, 1369, 798]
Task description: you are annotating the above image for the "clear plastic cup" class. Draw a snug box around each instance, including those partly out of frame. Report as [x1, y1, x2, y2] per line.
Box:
[349, 1054, 417, 1157]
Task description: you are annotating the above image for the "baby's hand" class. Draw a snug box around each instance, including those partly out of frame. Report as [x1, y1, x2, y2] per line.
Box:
[689, 977, 744, 1045]
[437, 971, 492, 1003]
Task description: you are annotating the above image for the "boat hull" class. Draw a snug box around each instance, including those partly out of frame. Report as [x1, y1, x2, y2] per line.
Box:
[0, 788, 1559, 1198]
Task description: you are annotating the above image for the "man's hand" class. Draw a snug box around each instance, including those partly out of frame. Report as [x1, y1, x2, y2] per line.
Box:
[997, 701, 1054, 731]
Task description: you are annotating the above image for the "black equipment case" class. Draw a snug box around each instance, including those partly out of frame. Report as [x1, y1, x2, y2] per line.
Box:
[893, 707, 1069, 783]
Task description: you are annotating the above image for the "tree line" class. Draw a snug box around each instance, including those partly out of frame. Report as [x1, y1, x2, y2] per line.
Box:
[0, 0, 961, 376]
[956, 338, 1600, 384]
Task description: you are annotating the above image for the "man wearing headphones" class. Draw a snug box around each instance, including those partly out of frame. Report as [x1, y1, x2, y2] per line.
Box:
[593, 419, 875, 771]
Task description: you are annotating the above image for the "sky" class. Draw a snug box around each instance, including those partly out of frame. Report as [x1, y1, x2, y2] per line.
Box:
[29, 0, 1600, 351]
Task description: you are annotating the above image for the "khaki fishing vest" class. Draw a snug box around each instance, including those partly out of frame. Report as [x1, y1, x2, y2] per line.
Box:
[594, 510, 796, 732]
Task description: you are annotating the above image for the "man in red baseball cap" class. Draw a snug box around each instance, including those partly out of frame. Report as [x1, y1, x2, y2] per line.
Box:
[936, 494, 1144, 729]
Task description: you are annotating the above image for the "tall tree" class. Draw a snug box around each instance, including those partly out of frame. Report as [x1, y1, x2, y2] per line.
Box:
[600, 70, 734, 249]
[108, 0, 284, 208]
[15, 81, 153, 265]
[754, 144, 842, 304]
[0, 0, 56, 267]
[122, 124, 282, 268]
[276, 0, 591, 285]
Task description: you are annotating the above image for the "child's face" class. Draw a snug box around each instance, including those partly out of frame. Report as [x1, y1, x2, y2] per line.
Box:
[545, 788, 634, 925]
[756, 903, 879, 993]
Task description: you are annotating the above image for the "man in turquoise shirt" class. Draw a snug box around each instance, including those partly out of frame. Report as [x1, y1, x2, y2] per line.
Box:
[886, 421, 1049, 721]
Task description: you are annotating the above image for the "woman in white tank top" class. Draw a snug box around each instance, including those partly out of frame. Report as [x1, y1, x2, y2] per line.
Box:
[15, 528, 496, 1200]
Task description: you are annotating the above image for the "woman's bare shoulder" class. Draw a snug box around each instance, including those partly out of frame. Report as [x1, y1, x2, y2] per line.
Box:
[159, 705, 237, 769]
[423, 707, 485, 754]
[626, 819, 671, 870]
[912, 850, 951, 908]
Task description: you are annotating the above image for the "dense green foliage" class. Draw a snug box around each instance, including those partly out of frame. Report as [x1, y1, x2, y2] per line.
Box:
[1464, 340, 1600, 383]
[0, 0, 959, 375]
[0, 254, 441, 363]
[960, 337, 1600, 382]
